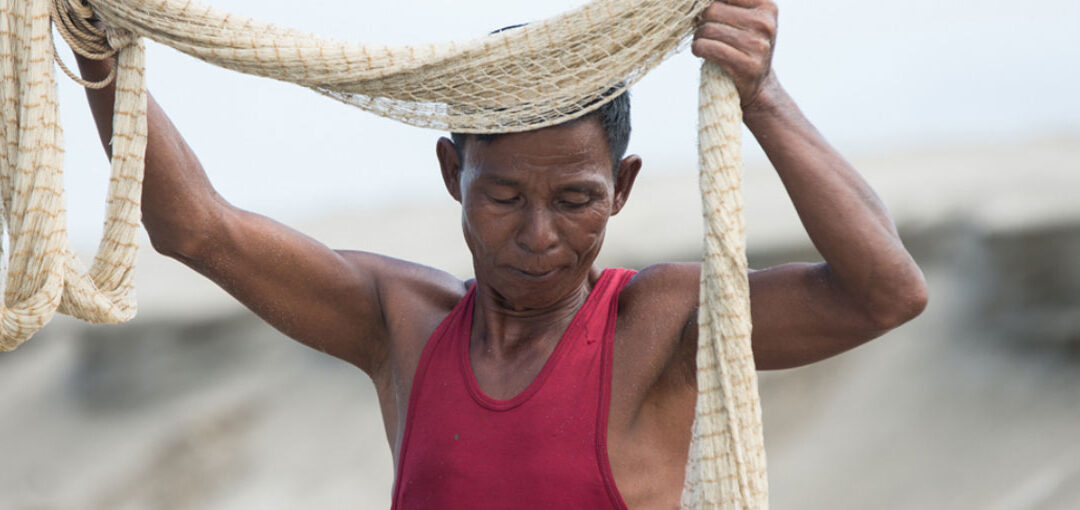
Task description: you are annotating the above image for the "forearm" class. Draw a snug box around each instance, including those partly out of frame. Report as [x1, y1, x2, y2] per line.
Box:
[76, 55, 226, 258]
[744, 77, 926, 326]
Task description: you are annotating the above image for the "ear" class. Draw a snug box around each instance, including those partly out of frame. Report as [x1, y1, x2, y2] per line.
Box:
[611, 154, 642, 216]
[436, 137, 463, 202]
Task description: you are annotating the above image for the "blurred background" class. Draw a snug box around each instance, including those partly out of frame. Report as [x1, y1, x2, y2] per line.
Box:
[2, 0, 1079, 508]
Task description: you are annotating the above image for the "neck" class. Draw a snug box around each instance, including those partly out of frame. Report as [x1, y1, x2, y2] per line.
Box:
[471, 267, 602, 357]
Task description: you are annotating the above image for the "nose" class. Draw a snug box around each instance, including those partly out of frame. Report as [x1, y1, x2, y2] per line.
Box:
[515, 205, 559, 254]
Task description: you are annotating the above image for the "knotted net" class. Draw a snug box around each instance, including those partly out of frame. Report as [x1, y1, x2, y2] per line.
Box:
[0, 0, 767, 506]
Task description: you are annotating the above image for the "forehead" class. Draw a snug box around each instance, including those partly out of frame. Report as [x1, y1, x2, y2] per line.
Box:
[463, 117, 612, 184]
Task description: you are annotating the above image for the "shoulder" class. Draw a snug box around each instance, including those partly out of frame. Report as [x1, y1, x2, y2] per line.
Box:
[337, 250, 467, 367]
[612, 263, 701, 389]
[337, 250, 467, 310]
[619, 262, 701, 318]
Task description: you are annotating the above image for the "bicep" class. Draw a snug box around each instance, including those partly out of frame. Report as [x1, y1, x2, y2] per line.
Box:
[181, 206, 391, 372]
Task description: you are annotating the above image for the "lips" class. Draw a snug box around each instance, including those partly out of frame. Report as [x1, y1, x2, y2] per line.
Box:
[508, 266, 559, 280]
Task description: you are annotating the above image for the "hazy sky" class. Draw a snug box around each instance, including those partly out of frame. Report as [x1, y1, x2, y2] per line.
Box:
[54, 0, 1080, 249]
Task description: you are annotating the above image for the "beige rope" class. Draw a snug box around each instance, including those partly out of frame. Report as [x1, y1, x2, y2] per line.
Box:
[0, 0, 767, 507]
[683, 61, 768, 507]
[0, 0, 144, 350]
[49, 0, 117, 89]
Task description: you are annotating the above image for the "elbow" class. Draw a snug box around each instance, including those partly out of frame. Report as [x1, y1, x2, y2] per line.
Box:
[144, 203, 228, 265]
[863, 265, 929, 331]
[146, 227, 206, 261]
[146, 223, 213, 264]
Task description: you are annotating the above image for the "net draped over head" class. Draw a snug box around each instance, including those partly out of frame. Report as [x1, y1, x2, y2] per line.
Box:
[0, 0, 768, 507]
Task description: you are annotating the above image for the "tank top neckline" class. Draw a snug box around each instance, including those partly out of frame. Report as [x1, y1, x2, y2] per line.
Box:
[458, 268, 617, 412]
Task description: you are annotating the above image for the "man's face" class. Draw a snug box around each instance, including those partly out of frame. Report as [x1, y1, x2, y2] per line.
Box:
[437, 118, 640, 311]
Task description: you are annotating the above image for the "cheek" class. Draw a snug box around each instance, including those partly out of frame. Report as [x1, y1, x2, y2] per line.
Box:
[462, 202, 511, 255]
[560, 209, 609, 252]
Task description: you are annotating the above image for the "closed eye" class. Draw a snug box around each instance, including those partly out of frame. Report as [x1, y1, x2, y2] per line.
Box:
[558, 190, 594, 210]
[560, 199, 590, 209]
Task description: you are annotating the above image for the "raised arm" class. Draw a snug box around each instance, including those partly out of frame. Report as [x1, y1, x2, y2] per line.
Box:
[75, 55, 460, 376]
[738, 83, 928, 368]
[688, 0, 928, 369]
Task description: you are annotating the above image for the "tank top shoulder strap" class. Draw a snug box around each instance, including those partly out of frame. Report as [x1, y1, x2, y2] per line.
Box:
[581, 267, 636, 327]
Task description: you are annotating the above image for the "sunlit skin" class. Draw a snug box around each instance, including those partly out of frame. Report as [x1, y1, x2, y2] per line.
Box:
[75, 1, 928, 508]
[434, 120, 639, 401]
[452, 125, 623, 313]
[437, 121, 641, 377]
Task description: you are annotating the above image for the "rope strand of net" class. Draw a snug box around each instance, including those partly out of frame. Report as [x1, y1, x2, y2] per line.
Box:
[1, 0, 770, 507]
[49, 0, 118, 88]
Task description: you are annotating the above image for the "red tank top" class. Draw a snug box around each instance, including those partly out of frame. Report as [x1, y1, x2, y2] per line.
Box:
[391, 268, 635, 509]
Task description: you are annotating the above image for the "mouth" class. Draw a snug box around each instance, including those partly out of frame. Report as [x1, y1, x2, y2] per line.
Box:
[508, 266, 560, 281]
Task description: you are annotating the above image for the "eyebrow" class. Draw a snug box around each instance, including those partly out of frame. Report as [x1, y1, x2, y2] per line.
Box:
[477, 175, 521, 187]
[476, 174, 606, 194]
[559, 183, 605, 195]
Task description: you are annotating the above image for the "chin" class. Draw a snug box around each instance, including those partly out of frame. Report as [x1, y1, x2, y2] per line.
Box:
[492, 267, 584, 310]
[496, 282, 560, 310]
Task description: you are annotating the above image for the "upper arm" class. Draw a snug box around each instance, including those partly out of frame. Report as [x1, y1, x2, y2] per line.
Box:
[745, 262, 894, 370]
[616, 263, 702, 396]
[692, 261, 919, 371]
[127, 90, 464, 378]
[175, 204, 461, 376]
[643, 260, 922, 380]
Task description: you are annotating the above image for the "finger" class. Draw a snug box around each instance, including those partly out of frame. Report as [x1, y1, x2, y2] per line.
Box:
[695, 22, 754, 58]
[701, 2, 777, 38]
[691, 38, 757, 77]
[700, 2, 742, 24]
[721, 0, 776, 11]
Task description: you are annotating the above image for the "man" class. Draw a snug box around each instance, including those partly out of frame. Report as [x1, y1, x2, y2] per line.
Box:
[76, 0, 926, 508]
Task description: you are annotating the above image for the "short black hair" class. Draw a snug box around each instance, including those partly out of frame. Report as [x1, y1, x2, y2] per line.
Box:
[449, 91, 631, 175]
[448, 23, 631, 175]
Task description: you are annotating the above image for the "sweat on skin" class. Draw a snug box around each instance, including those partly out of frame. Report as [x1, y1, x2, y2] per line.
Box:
[72, 0, 927, 507]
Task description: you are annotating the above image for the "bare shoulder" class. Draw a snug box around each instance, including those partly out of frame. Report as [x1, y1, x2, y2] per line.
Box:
[338, 250, 462, 296]
[612, 262, 702, 396]
[337, 250, 467, 374]
[337, 250, 467, 325]
[619, 262, 701, 320]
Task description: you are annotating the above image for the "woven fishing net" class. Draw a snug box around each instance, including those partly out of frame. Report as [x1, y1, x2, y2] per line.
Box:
[0, 0, 767, 506]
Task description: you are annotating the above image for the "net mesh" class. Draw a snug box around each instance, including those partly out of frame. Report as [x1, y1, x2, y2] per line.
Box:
[92, 0, 708, 132]
[0, 0, 768, 507]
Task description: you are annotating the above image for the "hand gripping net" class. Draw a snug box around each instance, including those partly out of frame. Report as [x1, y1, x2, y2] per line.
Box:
[0, 0, 768, 506]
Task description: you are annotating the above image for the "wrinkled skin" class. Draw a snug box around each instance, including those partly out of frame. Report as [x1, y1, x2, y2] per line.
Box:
[75, 1, 927, 508]
[442, 119, 640, 312]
